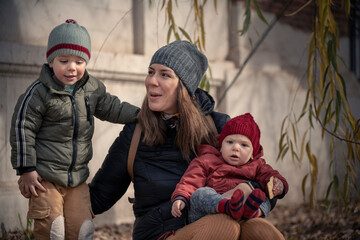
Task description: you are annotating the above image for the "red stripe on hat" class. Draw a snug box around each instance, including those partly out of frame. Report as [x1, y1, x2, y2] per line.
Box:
[46, 43, 90, 59]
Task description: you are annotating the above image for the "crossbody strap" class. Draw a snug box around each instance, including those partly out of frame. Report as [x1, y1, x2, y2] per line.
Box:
[127, 123, 142, 182]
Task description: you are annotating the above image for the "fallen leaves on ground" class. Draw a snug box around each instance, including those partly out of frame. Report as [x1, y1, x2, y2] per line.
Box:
[267, 200, 360, 240]
[94, 200, 360, 240]
[2, 200, 359, 239]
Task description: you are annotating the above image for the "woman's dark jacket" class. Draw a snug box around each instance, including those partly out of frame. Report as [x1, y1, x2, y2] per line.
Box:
[89, 89, 229, 239]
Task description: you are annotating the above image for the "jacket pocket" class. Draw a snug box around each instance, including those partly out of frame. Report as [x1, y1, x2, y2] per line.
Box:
[27, 207, 50, 219]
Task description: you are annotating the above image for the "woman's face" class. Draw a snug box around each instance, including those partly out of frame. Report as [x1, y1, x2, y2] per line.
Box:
[145, 64, 179, 114]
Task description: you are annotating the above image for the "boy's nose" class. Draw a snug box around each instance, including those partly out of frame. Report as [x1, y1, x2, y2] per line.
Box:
[68, 62, 76, 71]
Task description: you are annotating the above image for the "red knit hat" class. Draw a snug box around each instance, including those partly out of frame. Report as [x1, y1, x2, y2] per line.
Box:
[219, 113, 261, 156]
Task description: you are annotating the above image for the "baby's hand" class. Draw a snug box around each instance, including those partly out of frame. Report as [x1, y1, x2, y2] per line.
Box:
[18, 171, 46, 198]
[171, 200, 185, 218]
[272, 177, 284, 196]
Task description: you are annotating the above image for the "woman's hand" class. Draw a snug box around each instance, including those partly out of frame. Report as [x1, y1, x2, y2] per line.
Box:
[18, 171, 47, 198]
[171, 200, 185, 218]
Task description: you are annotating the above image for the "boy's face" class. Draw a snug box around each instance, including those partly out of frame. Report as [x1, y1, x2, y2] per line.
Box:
[50, 54, 86, 86]
[220, 134, 253, 166]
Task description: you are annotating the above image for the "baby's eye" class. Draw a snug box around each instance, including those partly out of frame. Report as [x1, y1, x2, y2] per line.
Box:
[241, 143, 249, 147]
[76, 61, 84, 65]
[227, 140, 233, 144]
[60, 60, 68, 63]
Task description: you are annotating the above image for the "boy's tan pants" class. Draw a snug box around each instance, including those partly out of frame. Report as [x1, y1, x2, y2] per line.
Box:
[167, 214, 284, 240]
[27, 181, 94, 240]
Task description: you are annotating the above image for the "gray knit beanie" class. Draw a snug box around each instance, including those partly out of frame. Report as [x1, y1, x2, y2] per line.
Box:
[150, 40, 208, 96]
[46, 19, 91, 63]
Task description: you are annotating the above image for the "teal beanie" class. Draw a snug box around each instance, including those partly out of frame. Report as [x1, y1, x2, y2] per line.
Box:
[149, 41, 208, 97]
[46, 19, 91, 63]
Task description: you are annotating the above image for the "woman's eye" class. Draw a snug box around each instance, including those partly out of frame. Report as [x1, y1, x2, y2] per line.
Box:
[162, 73, 170, 78]
[148, 70, 154, 75]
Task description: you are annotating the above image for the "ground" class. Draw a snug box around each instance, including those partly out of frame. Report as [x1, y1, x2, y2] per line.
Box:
[2, 201, 360, 239]
[93, 201, 360, 240]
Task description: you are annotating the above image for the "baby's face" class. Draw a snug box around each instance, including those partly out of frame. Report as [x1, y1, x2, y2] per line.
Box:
[50, 54, 86, 86]
[220, 134, 253, 166]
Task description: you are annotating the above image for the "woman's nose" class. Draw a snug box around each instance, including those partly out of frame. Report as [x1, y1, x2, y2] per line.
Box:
[146, 75, 159, 86]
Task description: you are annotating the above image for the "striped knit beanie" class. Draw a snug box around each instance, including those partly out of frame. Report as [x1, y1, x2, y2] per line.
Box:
[150, 40, 208, 96]
[219, 113, 261, 157]
[46, 19, 91, 63]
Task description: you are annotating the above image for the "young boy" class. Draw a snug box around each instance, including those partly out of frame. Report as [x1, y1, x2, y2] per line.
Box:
[171, 113, 288, 223]
[10, 19, 139, 239]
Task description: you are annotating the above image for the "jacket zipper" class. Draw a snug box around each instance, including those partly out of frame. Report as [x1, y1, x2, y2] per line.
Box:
[85, 96, 93, 125]
[68, 96, 79, 186]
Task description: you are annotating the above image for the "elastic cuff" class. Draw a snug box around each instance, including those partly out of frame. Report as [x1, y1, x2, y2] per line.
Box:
[17, 167, 36, 175]
[173, 195, 189, 209]
[245, 181, 255, 190]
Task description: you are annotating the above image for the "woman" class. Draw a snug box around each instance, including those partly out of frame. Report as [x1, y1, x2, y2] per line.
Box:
[89, 40, 284, 240]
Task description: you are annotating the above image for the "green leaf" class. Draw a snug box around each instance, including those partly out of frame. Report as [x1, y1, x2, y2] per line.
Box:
[334, 90, 341, 132]
[323, 99, 333, 125]
[253, 0, 268, 25]
[241, 0, 251, 35]
[337, 72, 348, 101]
[302, 174, 309, 201]
[281, 146, 289, 160]
[167, 25, 172, 43]
[178, 27, 192, 42]
[325, 180, 334, 202]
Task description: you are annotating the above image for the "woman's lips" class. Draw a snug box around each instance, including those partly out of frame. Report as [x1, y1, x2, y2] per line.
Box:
[149, 92, 162, 101]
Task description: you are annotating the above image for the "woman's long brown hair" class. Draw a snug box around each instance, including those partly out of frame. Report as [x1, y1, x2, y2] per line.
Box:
[138, 82, 218, 161]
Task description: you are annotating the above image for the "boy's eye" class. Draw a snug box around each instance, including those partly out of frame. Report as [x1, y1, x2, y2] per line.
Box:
[148, 70, 154, 75]
[60, 60, 68, 63]
[76, 61, 84, 64]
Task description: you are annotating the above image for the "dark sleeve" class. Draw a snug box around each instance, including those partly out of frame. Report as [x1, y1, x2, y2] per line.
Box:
[89, 123, 135, 215]
[94, 78, 140, 124]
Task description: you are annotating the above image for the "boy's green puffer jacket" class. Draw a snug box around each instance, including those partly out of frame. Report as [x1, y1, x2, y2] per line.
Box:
[10, 64, 139, 187]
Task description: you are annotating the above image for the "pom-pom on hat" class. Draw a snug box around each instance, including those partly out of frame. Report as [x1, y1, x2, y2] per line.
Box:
[219, 113, 261, 156]
[149, 40, 208, 97]
[46, 19, 91, 63]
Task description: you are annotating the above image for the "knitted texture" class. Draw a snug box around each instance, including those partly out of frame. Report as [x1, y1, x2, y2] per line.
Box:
[219, 113, 261, 156]
[47, 19, 91, 63]
[149, 40, 208, 96]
